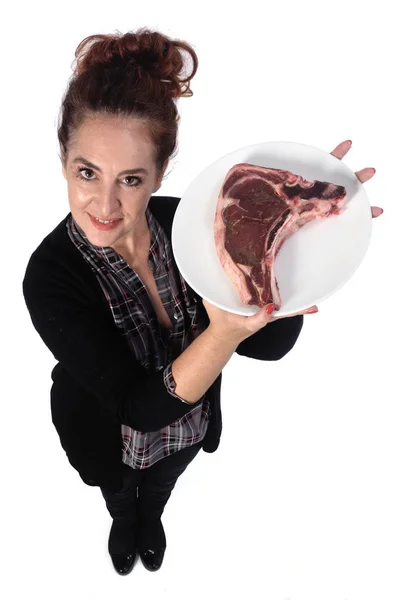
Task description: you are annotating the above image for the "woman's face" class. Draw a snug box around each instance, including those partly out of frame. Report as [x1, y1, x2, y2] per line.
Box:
[62, 114, 167, 254]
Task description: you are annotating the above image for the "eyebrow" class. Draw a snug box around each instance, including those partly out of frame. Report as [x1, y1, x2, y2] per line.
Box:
[71, 156, 149, 176]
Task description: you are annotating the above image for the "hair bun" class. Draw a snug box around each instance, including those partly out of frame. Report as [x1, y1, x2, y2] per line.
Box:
[73, 27, 198, 98]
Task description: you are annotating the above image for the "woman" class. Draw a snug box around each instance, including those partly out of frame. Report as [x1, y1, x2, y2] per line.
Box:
[22, 27, 382, 577]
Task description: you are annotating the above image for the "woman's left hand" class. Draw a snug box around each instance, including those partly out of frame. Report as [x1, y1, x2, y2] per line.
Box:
[330, 139, 383, 218]
[270, 139, 383, 322]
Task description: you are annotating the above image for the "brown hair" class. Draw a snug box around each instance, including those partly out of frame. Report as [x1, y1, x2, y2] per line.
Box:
[57, 27, 199, 178]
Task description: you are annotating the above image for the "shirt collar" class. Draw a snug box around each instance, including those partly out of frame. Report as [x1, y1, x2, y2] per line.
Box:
[69, 206, 167, 270]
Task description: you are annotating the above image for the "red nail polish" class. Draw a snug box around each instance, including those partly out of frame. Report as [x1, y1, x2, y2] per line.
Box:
[307, 307, 319, 314]
[266, 304, 274, 314]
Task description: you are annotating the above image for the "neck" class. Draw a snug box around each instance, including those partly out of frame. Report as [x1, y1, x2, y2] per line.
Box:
[113, 219, 151, 268]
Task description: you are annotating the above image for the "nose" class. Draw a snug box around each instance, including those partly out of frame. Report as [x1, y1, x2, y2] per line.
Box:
[93, 186, 121, 218]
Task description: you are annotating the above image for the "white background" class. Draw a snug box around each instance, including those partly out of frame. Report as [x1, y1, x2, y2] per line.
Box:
[2, 1, 398, 599]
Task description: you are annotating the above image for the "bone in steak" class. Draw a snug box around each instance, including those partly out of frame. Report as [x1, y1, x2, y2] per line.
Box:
[214, 163, 347, 310]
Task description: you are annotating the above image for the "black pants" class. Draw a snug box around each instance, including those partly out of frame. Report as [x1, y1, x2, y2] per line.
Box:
[100, 442, 203, 527]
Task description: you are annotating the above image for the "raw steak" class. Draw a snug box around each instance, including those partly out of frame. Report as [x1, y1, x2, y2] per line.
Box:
[214, 163, 347, 310]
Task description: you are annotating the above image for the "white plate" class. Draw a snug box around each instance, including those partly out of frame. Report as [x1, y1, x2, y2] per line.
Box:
[171, 141, 372, 317]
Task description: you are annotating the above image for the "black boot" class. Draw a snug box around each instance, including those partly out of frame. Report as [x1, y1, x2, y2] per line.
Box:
[137, 518, 166, 572]
[108, 519, 137, 576]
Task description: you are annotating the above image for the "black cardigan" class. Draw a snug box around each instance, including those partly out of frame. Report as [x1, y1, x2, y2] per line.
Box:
[22, 195, 304, 492]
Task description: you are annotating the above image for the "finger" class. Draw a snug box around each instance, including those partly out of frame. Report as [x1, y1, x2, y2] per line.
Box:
[330, 140, 352, 160]
[270, 305, 318, 322]
[371, 206, 384, 218]
[355, 167, 376, 183]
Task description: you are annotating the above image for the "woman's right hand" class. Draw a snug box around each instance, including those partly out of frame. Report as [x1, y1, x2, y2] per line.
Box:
[202, 298, 318, 345]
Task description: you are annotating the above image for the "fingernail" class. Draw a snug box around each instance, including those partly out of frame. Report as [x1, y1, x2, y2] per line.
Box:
[306, 307, 319, 314]
[345, 140, 352, 145]
[266, 304, 274, 315]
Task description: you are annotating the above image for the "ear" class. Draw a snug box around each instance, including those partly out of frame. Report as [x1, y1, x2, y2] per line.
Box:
[153, 160, 169, 193]
[62, 164, 67, 179]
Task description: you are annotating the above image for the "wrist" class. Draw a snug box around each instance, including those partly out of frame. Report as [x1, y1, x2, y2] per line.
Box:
[206, 324, 245, 349]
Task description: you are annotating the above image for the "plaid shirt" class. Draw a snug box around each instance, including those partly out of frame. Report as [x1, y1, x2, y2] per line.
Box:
[66, 207, 211, 469]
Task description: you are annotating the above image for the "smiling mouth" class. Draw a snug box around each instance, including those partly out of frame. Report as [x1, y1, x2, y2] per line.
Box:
[90, 214, 123, 222]
[89, 213, 122, 221]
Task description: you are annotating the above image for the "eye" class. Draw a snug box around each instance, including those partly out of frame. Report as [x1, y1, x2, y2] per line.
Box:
[77, 168, 95, 181]
[76, 167, 142, 187]
[124, 175, 143, 187]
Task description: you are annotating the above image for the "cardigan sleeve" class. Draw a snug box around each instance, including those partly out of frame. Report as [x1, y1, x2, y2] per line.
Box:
[235, 315, 304, 360]
[22, 254, 202, 433]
